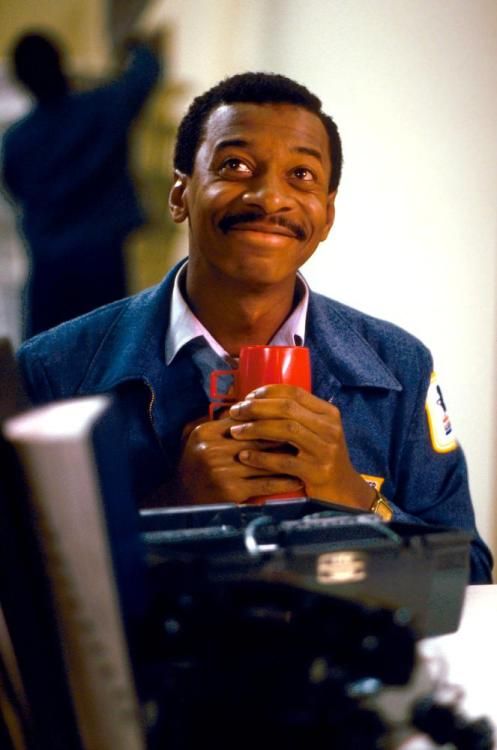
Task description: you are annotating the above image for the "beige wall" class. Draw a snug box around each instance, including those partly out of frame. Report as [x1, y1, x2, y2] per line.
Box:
[0, 0, 109, 74]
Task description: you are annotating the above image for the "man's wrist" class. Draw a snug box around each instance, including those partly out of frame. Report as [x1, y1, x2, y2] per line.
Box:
[369, 488, 393, 522]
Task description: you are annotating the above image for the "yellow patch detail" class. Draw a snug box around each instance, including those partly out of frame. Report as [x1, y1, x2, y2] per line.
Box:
[360, 475, 385, 491]
[425, 372, 458, 453]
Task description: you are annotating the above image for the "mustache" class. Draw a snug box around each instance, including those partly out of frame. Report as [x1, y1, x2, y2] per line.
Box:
[218, 212, 307, 241]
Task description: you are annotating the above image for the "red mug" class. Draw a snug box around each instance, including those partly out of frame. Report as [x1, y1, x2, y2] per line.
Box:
[210, 345, 312, 504]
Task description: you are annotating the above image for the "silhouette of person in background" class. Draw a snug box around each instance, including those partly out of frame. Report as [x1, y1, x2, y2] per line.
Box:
[0, 30, 161, 338]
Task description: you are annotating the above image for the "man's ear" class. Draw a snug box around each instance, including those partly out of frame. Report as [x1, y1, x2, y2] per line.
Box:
[320, 191, 336, 242]
[168, 170, 189, 223]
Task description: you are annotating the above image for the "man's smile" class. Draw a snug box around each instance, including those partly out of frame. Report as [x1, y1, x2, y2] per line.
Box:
[218, 212, 306, 240]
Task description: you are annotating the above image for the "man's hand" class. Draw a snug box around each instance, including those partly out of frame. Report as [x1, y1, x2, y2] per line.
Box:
[173, 413, 304, 505]
[228, 385, 376, 509]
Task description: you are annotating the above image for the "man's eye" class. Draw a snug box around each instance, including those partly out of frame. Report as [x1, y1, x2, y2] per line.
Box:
[292, 167, 314, 181]
[220, 158, 251, 174]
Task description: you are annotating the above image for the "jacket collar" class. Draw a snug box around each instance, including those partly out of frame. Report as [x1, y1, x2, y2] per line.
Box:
[78, 264, 402, 395]
[79, 264, 178, 394]
[306, 292, 402, 392]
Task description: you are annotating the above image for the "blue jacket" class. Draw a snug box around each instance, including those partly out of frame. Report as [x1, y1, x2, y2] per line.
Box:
[17, 263, 493, 583]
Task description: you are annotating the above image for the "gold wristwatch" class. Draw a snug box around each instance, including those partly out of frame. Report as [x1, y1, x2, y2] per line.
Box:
[369, 489, 393, 522]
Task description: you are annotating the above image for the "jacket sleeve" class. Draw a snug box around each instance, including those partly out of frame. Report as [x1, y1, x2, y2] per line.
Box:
[389, 354, 493, 584]
[17, 344, 58, 406]
[16, 319, 93, 405]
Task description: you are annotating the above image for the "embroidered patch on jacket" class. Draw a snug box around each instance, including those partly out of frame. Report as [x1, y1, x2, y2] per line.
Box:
[425, 372, 458, 453]
[360, 474, 385, 491]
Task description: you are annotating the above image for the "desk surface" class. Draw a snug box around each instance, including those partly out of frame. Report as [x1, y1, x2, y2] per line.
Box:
[419, 584, 497, 731]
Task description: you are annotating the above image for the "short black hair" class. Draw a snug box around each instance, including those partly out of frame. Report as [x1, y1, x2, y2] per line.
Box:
[174, 72, 342, 193]
[11, 31, 68, 102]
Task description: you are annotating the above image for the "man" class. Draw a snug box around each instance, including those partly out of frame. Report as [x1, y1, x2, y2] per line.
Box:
[1, 30, 161, 338]
[16, 72, 492, 583]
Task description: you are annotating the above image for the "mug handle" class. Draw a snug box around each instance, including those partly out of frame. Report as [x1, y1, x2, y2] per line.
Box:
[209, 368, 237, 399]
[209, 368, 237, 420]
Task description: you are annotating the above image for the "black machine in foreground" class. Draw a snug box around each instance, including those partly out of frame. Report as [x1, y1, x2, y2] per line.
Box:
[140, 497, 471, 639]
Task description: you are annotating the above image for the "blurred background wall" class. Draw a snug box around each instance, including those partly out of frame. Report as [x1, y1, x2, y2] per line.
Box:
[1, 0, 496, 566]
[0, 0, 109, 73]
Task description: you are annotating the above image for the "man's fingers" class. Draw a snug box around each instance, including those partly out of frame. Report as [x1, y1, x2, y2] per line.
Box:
[229, 394, 339, 435]
[238, 447, 303, 475]
[230, 416, 338, 451]
[189, 459, 303, 504]
[238, 384, 333, 416]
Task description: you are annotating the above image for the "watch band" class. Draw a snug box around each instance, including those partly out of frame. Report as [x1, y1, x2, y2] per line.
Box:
[369, 489, 393, 522]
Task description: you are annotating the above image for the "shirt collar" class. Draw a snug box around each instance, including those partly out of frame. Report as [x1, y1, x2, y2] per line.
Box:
[165, 261, 309, 365]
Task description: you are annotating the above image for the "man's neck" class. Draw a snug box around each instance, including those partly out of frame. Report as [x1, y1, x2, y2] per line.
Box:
[184, 270, 298, 357]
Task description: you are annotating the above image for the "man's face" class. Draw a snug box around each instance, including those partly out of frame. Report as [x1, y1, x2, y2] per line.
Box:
[169, 102, 336, 289]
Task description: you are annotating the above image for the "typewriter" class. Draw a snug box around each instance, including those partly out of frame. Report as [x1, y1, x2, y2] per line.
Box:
[139, 497, 471, 639]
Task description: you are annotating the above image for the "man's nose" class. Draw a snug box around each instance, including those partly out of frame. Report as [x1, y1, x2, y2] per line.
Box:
[240, 173, 293, 214]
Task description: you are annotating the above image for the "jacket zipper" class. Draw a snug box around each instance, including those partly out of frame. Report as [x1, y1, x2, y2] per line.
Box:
[146, 381, 166, 452]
